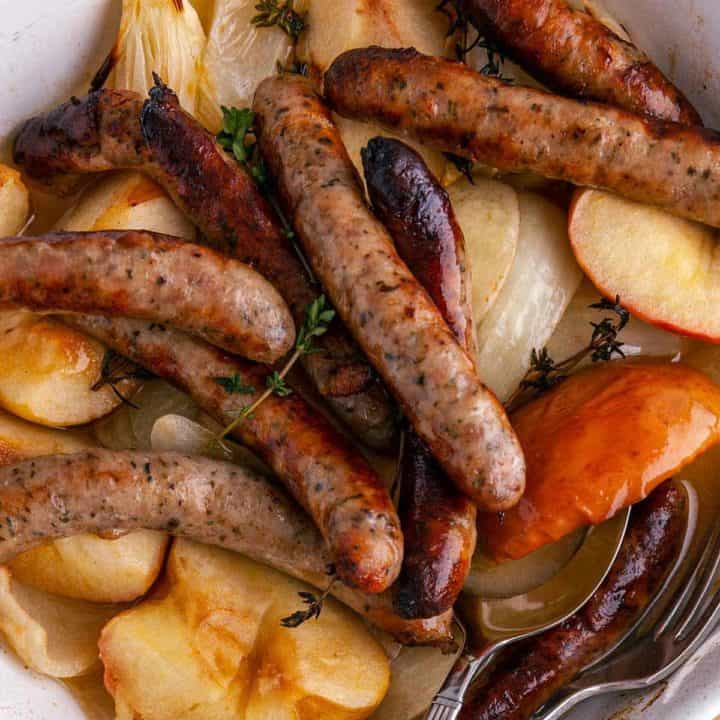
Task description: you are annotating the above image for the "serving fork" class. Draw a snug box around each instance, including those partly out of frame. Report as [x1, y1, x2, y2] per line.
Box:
[535, 490, 720, 720]
[427, 481, 700, 720]
[426, 506, 633, 720]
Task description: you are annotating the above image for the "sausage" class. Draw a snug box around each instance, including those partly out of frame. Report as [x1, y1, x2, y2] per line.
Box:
[13, 83, 396, 449]
[460, 480, 687, 720]
[0, 449, 451, 646]
[452, 0, 701, 125]
[253, 75, 525, 512]
[0, 230, 294, 364]
[362, 138, 475, 353]
[62, 315, 402, 594]
[324, 47, 720, 229]
[362, 137, 477, 618]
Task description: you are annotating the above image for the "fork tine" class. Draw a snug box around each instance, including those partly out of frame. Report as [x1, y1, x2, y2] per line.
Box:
[674, 561, 720, 642]
[653, 517, 720, 640]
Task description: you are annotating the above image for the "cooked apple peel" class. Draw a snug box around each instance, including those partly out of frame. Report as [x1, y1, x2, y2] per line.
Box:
[570, 189, 720, 342]
[481, 361, 720, 560]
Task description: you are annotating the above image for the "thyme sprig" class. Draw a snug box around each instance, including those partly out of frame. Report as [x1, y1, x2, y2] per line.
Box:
[281, 568, 337, 628]
[436, 0, 510, 77]
[217, 105, 317, 282]
[444, 153, 475, 184]
[217, 107, 267, 185]
[506, 296, 630, 410]
[215, 296, 335, 441]
[213, 375, 256, 395]
[92, 350, 152, 409]
[252, 0, 306, 39]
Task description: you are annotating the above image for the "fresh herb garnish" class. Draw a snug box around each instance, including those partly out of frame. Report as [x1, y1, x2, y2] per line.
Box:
[280, 570, 337, 628]
[252, 0, 306, 39]
[266, 370, 293, 397]
[213, 375, 256, 395]
[217, 105, 317, 282]
[444, 152, 475, 184]
[217, 107, 267, 184]
[216, 295, 335, 441]
[506, 296, 630, 410]
[92, 350, 152, 409]
[436, 0, 510, 77]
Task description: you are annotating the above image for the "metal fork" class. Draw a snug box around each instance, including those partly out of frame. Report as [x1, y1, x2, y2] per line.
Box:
[425, 508, 633, 720]
[534, 503, 720, 720]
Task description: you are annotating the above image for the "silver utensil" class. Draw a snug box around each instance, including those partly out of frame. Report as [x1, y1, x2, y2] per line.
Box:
[426, 507, 632, 720]
[535, 482, 717, 720]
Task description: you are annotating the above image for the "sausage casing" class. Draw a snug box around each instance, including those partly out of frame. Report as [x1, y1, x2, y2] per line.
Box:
[362, 137, 478, 618]
[64, 315, 402, 594]
[0, 449, 450, 646]
[453, 0, 701, 125]
[325, 47, 720, 229]
[0, 230, 294, 363]
[13, 84, 396, 448]
[461, 480, 687, 720]
[254, 75, 525, 511]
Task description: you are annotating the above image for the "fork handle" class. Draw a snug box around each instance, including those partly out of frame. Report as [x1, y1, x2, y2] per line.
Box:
[426, 695, 464, 720]
[424, 642, 500, 719]
[532, 684, 604, 720]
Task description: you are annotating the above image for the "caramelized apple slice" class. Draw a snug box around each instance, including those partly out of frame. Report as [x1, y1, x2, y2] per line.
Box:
[569, 189, 720, 341]
[481, 362, 720, 561]
[100, 541, 389, 720]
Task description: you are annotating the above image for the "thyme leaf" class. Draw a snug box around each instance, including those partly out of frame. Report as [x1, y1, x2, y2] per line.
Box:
[92, 350, 152, 409]
[217, 107, 266, 186]
[252, 0, 306, 39]
[217, 105, 317, 283]
[280, 573, 337, 628]
[506, 296, 630, 410]
[266, 371, 293, 397]
[213, 375, 256, 395]
[436, 0, 510, 77]
[444, 152, 475, 184]
[215, 296, 335, 441]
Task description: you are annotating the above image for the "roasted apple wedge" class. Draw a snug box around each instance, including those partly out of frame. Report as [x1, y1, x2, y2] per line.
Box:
[570, 189, 720, 341]
[480, 361, 720, 561]
[100, 540, 390, 720]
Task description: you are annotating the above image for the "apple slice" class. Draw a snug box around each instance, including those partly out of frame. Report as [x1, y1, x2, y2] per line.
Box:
[570, 189, 720, 341]
[480, 361, 720, 561]
[448, 177, 520, 325]
[475, 192, 583, 401]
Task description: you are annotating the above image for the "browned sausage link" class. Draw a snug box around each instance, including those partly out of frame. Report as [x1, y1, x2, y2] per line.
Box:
[452, 0, 701, 125]
[460, 480, 687, 720]
[0, 230, 294, 364]
[362, 137, 477, 618]
[0, 449, 450, 646]
[13, 85, 397, 449]
[62, 316, 402, 594]
[324, 48, 720, 229]
[254, 75, 525, 511]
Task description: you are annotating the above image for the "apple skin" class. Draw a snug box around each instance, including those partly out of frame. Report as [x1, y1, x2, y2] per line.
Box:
[480, 361, 720, 562]
[569, 188, 720, 344]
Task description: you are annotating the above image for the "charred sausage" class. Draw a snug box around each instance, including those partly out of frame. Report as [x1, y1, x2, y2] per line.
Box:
[253, 75, 525, 512]
[0, 449, 451, 646]
[362, 137, 477, 618]
[0, 230, 294, 363]
[452, 0, 701, 125]
[13, 82, 396, 448]
[362, 138, 475, 352]
[461, 480, 687, 719]
[63, 315, 402, 594]
[325, 47, 720, 229]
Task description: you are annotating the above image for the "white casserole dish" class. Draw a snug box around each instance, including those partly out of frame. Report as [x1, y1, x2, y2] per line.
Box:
[0, 0, 718, 717]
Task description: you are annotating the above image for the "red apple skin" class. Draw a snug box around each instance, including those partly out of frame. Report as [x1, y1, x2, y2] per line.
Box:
[569, 188, 720, 345]
[480, 361, 720, 561]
